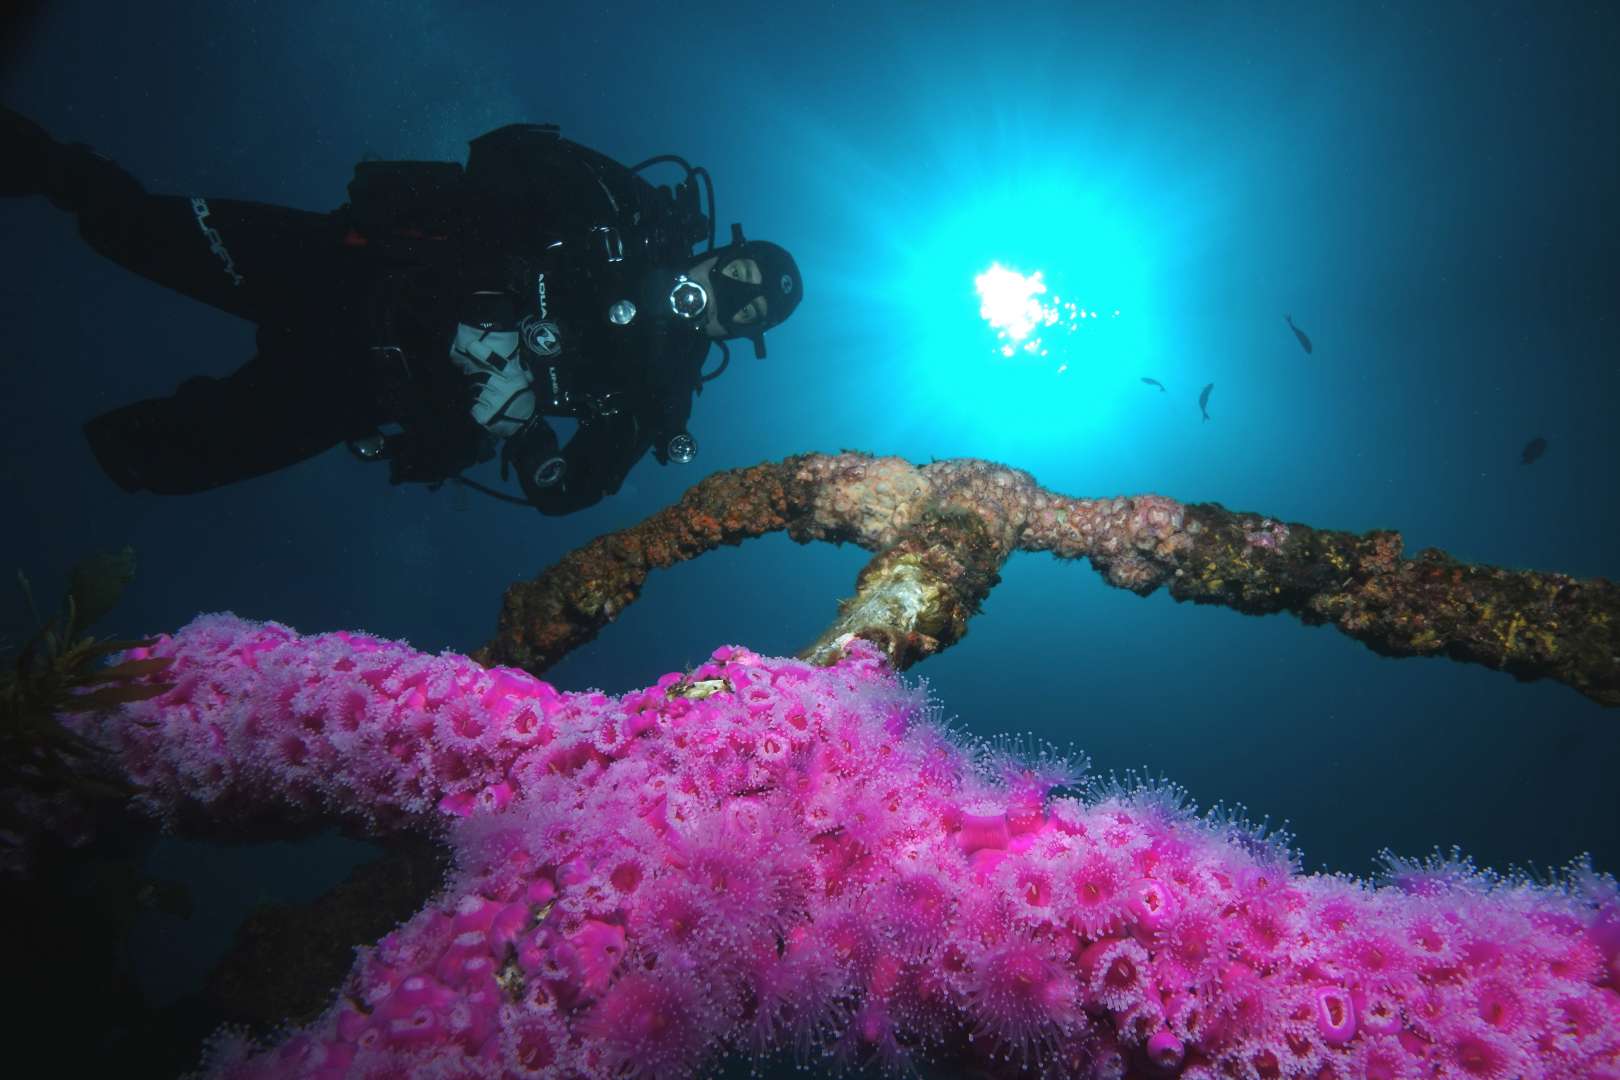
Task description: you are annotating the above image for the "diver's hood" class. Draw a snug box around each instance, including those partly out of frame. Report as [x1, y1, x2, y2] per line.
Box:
[696, 224, 803, 358]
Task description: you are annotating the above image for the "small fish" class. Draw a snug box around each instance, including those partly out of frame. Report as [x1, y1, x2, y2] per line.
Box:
[1521, 436, 1548, 465]
[1141, 377, 1167, 392]
[1198, 383, 1213, 421]
[1285, 314, 1313, 354]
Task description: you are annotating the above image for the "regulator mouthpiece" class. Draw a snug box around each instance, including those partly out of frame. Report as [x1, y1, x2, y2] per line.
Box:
[668, 276, 709, 320]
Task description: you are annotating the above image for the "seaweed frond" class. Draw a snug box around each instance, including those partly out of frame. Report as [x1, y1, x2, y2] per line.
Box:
[1, 548, 172, 804]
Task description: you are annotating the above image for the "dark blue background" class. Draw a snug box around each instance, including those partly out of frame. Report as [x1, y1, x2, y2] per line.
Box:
[3, 0, 1616, 1022]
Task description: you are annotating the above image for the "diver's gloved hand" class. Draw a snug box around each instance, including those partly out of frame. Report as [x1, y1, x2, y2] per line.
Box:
[384, 430, 448, 485]
[448, 291, 535, 438]
[501, 417, 567, 506]
[383, 425, 493, 486]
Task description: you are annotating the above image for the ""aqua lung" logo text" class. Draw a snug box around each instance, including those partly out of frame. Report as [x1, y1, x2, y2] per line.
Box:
[189, 197, 243, 287]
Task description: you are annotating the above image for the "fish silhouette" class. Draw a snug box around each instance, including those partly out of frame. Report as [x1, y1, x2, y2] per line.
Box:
[1199, 383, 1213, 421]
[1141, 377, 1167, 392]
[1521, 436, 1548, 465]
[1285, 314, 1313, 354]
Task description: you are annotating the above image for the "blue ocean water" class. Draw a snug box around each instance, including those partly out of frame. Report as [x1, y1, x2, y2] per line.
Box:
[2, 1, 1615, 1071]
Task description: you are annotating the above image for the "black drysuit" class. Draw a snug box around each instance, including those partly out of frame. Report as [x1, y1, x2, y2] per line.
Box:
[73, 124, 714, 513]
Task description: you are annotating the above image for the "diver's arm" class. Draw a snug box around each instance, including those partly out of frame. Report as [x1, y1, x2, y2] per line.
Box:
[511, 332, 705, 512]
[641, 338, 708, 466]
[643, 384, 698, 466]
[374, 290, 532, 488]
[505, 409, 642, 515]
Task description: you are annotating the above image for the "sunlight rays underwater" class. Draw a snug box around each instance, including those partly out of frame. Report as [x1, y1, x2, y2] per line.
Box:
[778, 79, 1255, 469]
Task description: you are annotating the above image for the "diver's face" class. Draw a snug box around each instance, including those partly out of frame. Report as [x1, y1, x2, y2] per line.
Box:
[686, 255, 766, 338]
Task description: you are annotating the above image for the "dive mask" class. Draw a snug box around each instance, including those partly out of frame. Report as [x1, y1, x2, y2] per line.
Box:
[706, 239, 802, 339]
[664, 229, 803, 356]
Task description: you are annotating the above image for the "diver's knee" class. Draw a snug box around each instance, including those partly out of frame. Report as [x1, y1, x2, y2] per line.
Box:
[2, 106, 145, 212]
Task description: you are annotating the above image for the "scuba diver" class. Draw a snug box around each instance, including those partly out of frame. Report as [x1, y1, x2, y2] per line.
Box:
[2, 107, 803, 513]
